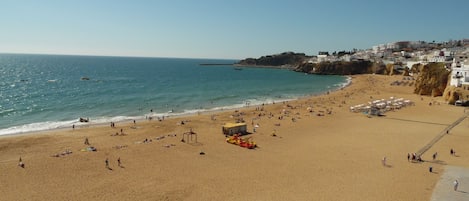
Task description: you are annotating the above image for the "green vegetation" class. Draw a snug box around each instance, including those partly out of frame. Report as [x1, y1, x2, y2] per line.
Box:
[237, 52, 308, 67]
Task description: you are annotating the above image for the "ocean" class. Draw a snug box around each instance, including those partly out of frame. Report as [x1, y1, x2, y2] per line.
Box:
[0, 54, 348, 135]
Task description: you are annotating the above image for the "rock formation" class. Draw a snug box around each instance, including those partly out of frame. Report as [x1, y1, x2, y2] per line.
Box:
[237, 52, 308, 68]
[238, 52, 462, 102]
[294, 60, 380, 75]
[413, 63, 450, 97]
[443, 85, 460, 104]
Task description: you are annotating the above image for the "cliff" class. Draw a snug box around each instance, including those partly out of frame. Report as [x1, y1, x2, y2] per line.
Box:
[237, 52, 308, 68]
[443, 86, 460, 104]
[413, 63, 450, 97]
[294, 60, 384, 75]
[237, 52, 391, 75]
[238, 52, 461, 102]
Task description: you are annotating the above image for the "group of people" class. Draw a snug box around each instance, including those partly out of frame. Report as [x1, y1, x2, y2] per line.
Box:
[105, 157, 122, 169]
[407, 153, 423, 162]
[404, 150, 462, 192]
[407, 149, 455, 162]
[405, 148, 458, 162]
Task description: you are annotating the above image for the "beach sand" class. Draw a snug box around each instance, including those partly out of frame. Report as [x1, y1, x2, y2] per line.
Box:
[1, 74, 468, 201]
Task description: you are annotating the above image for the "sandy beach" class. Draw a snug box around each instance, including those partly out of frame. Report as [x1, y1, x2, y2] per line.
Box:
[1, 74, 468, 201]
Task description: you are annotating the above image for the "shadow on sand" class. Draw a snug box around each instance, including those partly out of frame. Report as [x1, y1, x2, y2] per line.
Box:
[427, 160, 447, 165]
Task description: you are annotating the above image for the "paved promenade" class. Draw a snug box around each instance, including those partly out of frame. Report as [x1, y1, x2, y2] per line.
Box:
[430, 166, 469, 201]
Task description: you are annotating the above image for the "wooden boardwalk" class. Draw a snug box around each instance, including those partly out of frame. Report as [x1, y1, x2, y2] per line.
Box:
[416, 113, 468, 157]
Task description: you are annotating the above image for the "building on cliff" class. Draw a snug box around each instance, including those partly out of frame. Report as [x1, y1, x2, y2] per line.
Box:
[449, 56, 469, 88]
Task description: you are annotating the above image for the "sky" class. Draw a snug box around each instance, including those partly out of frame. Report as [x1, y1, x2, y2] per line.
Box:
[0, 0, 468, 60]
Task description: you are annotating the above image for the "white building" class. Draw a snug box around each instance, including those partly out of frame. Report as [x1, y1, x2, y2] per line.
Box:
[340, 54, 351, 62]
[372, 44, 387, 54]
[428, 56, 446, 62]
[317, 54, 328, 63]
[386, 42, 397, 50]
[449, 58, 469, 87]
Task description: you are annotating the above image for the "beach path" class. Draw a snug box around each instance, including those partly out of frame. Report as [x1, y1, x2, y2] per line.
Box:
[415, 113, 468, 156]
[430, 166, 469, 201]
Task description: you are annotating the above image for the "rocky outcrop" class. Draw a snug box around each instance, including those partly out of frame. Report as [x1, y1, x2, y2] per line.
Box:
[443, 85, 460, 104]
[294, 60, 381, 75]
[413, 63, 450, 97]
[384, 62, 409, 76]
[238, 52, 388, 75]
[402, 68, 410, 76]
[237, 52, 308, 68]
[411, 63, 424, 74]
[238, 52, 459, 101]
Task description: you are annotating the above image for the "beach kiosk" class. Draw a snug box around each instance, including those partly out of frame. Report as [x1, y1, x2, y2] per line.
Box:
[222, 123, 247, 135]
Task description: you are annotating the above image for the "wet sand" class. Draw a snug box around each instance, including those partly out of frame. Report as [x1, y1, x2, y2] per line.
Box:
[1, 74, 468, 201]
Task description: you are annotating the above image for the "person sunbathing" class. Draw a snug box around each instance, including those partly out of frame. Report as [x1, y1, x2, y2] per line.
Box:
[155, 136, 165, 140]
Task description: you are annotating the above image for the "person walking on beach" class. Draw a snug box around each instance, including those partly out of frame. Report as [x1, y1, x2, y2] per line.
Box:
[382, 156, 387, 166]
[407, 153, 410, 161]
[454, 179, 459, 191]
[117, 157, 121, 167]
[105, 158, 109, 169]
[18, 157, 24, 168]
[433, 152, 438, 160]
[450, 148, 454, 156]
[84, 137, 90, 145]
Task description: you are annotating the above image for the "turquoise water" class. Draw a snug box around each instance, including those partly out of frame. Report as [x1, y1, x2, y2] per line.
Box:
[0, 54, 348, 135]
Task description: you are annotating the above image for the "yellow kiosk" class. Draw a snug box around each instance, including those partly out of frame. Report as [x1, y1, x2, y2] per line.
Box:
[222, 123, 247, 135]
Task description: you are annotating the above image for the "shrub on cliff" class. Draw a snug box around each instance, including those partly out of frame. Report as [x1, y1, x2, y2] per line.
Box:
[237, 52, 307, 67]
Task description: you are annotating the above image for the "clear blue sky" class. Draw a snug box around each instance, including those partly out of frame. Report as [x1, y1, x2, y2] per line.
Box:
[1, 0, 468, 59]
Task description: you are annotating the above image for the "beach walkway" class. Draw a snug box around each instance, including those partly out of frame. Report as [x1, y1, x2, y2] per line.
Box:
[430, 166, 469, 201]
[415, 114, 468, 157]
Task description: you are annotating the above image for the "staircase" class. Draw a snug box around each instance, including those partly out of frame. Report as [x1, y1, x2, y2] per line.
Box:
[416, 114, 468, 157]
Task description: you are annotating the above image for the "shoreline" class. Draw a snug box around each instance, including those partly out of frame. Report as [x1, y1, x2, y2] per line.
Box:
[1, 74, 467, 201]
[0, 76, 351, 137]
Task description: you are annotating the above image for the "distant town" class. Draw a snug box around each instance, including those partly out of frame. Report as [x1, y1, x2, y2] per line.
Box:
[310, 39, 469, 88]
[239, 39, 469, 91]
[235, 39, 469, 103]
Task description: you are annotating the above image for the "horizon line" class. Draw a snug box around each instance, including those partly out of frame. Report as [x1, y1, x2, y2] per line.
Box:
[0, 52, 241, 61]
